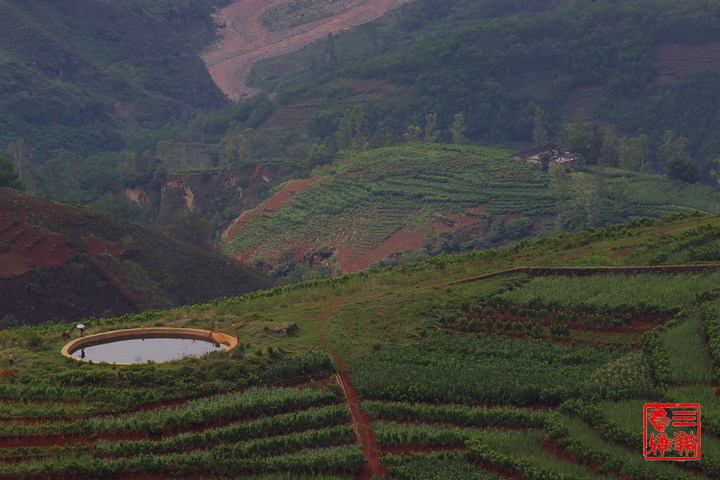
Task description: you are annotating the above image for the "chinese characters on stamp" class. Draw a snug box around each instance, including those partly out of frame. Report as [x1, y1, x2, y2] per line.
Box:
[644, 403, 700, 461]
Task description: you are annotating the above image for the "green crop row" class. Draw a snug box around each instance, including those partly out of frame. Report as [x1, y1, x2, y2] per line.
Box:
[350, 332, 617, 406]
[204, 425, 354, 460]
[701, 302, 720, 380]
[0, 382, 163, 409]
[0, 443, 91, 462]
[381, 451, 505, 480]
[454, 317, 571, 338]
[373, 421, 496, 448]
[465, 439, 573, 480]
[3, 227, 25, 244]
[543, 412, 702, 479]
[23, 233, 46, 250]
[559, 399, 641, 448]
[581, 351, 658, 401]
[499, 272, 720, 312]
[630, 224, 720, 265]
[0, 445, 366, 477]
[336, 145, 519, 178]
[0, 217, 19, 234]
[439, 298, 639, 336]
[0, 400, 119, 420]
[639, 311, 690, 387]
[0, 385, 338, 437]
[94, 404, 349, 457]
[361, 401, 548, 428]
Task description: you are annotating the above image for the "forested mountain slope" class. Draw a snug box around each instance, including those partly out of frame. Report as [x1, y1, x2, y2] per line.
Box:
[251, 0, 720, 174]
[0, 0, 229, 157]
[4, 0, 720, 206]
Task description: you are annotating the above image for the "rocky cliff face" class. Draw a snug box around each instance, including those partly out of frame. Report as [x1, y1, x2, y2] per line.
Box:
[121, 163, 286, 235]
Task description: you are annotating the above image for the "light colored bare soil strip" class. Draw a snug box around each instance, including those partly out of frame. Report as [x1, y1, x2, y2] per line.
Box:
[202, 0, 419, 100]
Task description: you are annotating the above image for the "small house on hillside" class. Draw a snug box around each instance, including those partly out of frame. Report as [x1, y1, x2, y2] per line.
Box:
[511, 143, 578, 169]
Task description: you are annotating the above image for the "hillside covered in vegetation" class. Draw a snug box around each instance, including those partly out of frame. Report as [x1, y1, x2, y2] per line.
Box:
[2, 1, 720, 477]
[1, 212, 720, 477]
[0, 187, 272, 325]
[0, 0, 230, 157]
[250, 0, 720, 178]
[3, 0, 720, 212]
[220, 143, 720, 281]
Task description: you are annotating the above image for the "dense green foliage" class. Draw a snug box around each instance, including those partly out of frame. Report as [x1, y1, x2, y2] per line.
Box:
[260, 0, 720, 172]
[350, 332, 617, 405]
[498, 272, 720, 312]
[0, 0, 228, 156]
[630, 223, 720, 264]
[0, 156, 23, 190]
[383, 452, 504, 480]
[361, 401, 547, 428]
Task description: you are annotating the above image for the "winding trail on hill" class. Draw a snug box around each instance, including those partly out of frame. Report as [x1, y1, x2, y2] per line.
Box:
[303, 262, 720, 477]
[316, 302, 387, 479]
[433, 263, 720, 288]
[202, 0, 418, 100]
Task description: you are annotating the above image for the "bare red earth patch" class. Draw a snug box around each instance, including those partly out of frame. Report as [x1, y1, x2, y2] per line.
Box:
[202, 0, 420, 100]
[0, 223, 74, 278]
[340, 226, 426, 272]
[265, 177, 322, 210]
[85, 237, 131, 258]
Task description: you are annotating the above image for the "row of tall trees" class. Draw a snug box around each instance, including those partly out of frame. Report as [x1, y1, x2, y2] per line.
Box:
[331, 104, 703, 185]
[336, 106, 468, 150]
[554, 109, 699, 183]
[277, 0, 720, 180]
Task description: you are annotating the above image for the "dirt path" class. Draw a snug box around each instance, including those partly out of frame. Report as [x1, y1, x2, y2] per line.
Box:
[307, 262, 720, 477]
[316, 302, 387, 479]
[431, 263, 720, 289]
[202, 0, 418, 100]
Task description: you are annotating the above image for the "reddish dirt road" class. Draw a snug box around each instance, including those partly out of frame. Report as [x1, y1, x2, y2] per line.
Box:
[202, 0, 418, 100]
[316, 302, 387, 479]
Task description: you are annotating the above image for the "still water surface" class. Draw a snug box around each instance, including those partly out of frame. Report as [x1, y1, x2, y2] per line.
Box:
[71, 337, 226, 363]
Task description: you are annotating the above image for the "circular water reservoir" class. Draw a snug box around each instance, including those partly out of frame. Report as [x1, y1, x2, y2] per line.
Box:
[61, 328, 238, 365]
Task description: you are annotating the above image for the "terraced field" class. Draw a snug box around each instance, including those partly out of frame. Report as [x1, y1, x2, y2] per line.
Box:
[0, 379, 363, 478]
[4, 212, 720, 478]
[221, 143, 720, 275]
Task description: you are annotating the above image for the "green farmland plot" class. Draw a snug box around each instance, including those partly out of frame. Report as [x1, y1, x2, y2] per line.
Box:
[498, 272, 720, 312]
[222, 144, 556, 263]
[350, 333, 617, 405]
[5, 213, 720, 477]
[222, 143, 720, 279]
